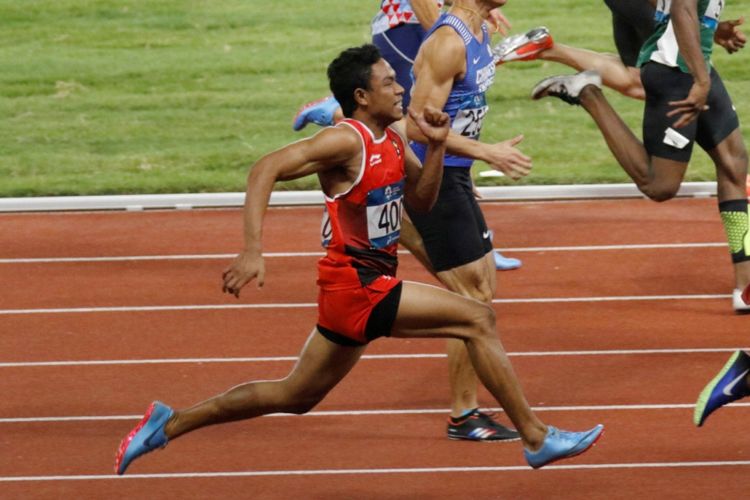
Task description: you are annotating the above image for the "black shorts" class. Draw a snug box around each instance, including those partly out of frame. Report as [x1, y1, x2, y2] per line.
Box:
[405, 167, 493, 272]
[603, 0, 655, 66]
[641, 63, 739, 163]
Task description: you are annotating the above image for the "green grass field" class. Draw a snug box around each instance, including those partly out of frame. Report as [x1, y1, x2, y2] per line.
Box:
[2, 0, 749, 196]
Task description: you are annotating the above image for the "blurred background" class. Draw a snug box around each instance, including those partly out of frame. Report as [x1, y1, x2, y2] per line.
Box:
[1, 0, 748, 196]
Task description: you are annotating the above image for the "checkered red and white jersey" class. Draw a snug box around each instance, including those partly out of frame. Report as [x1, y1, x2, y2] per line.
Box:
[372, 0, 444, 36]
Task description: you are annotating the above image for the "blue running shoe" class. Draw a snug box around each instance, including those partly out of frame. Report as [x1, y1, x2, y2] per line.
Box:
[292, 95, 339, 131]
[486, 230, 522, 271]
[494, 251, 522, 271]
[694, 350, 750, 427]
[524, 424, 604, 469]
[115, 401, 173, 475]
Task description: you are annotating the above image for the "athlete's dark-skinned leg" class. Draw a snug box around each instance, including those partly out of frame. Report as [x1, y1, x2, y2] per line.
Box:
[708, 128, 750, 290]
[163, 330, 365, 440]
[390, 280, 548, 449]
[578, 85, 689, 202]
[436, 251, 497, 418]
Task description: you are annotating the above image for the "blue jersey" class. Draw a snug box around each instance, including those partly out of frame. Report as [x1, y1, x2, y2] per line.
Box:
[410, 13, 496, 168]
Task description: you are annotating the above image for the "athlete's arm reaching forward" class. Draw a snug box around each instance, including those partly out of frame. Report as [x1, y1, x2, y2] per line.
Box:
[222, 105, 449, 297]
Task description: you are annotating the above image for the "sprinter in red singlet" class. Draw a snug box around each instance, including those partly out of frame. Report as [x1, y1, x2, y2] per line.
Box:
[116, 44, 603, 476]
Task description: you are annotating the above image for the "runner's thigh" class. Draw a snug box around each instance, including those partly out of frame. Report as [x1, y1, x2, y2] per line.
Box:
[390, 281, 493, 340]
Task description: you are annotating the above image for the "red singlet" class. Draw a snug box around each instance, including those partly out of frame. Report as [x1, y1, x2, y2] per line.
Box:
[316, 119, 406, 344]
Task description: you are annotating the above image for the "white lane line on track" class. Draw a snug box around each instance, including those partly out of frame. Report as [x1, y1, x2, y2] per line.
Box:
[2, 347, 748, 368]
[2, 403, 749, 424]
[0, 303, 317, 315]
[0, 294, 732, 315]
[2, 460, 750, 481]
[0, 242, 728, 264]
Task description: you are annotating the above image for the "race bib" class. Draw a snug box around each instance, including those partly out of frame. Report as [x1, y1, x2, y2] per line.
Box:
[366, 180, 404, 249]
[704, 0, 724, 26]
[452, 94, 488, 139]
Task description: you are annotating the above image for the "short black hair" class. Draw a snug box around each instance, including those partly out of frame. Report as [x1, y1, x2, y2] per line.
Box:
[327, 44, 382, 118]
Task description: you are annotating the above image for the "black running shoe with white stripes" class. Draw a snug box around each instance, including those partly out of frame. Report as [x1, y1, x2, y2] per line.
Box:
[447, 409, 520, 442]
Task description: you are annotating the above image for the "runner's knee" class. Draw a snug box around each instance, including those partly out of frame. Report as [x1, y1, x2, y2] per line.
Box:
[466, 282, 493, 303]
[466, 302, 496, 340]
[445, 269, 494, 303]
[643, 183, 679, 202]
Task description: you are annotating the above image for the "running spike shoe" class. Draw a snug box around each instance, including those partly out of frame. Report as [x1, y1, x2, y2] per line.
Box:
[447, 408, 520, 442]
[694, 350, 750, 426]
[494, 251, 522, 271]
[115, 401, 173, 475]
[292, 95, 339, 131]
[733, 284, 750, 313]
[493, 26, 553, 64]
[524, 424, 604, 469]
[531, 70, 602, 106]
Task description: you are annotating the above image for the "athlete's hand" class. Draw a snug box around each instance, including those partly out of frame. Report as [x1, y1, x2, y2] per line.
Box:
[667, 80, 710, 128]
[222, 250, 265, 298]
[409, 105, 450, 144]
[480, 134, 532, 180]
[715, 17, 746, 54]
[488, 8, 511, 36]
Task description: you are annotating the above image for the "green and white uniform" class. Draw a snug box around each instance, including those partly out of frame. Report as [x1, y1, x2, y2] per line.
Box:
[636, 0, 736, 164]
[637, 1, 748, 269]
[637, 0, 724, 72]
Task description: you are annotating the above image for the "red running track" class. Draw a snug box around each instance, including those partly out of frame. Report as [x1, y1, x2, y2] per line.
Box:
[1, 197, 749, 499]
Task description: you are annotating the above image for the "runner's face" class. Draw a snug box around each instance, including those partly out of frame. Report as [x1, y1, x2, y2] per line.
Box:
[365, 59, 404, 122]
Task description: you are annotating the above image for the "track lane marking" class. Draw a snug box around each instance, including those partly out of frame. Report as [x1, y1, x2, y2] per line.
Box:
[1, 403, 749, 424]
[2, 347, 749, 368]
[0, 242, 728, 264]
[2, 460, 750, 481]
[0, 294, 733, 315]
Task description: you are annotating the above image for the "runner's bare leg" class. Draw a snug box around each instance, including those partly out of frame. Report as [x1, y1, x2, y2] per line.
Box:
[391, 281, 548, 449]
[164, 330, 366, 439]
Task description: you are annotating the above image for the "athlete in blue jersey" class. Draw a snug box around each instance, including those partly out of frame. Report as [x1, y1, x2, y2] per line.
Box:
[292, 2, 520, 273]
[293, 1, 510, 131]
[405, 0, 534, 437]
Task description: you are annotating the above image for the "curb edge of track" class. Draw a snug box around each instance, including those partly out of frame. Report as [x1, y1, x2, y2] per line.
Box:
[0, 182, 718, 213]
